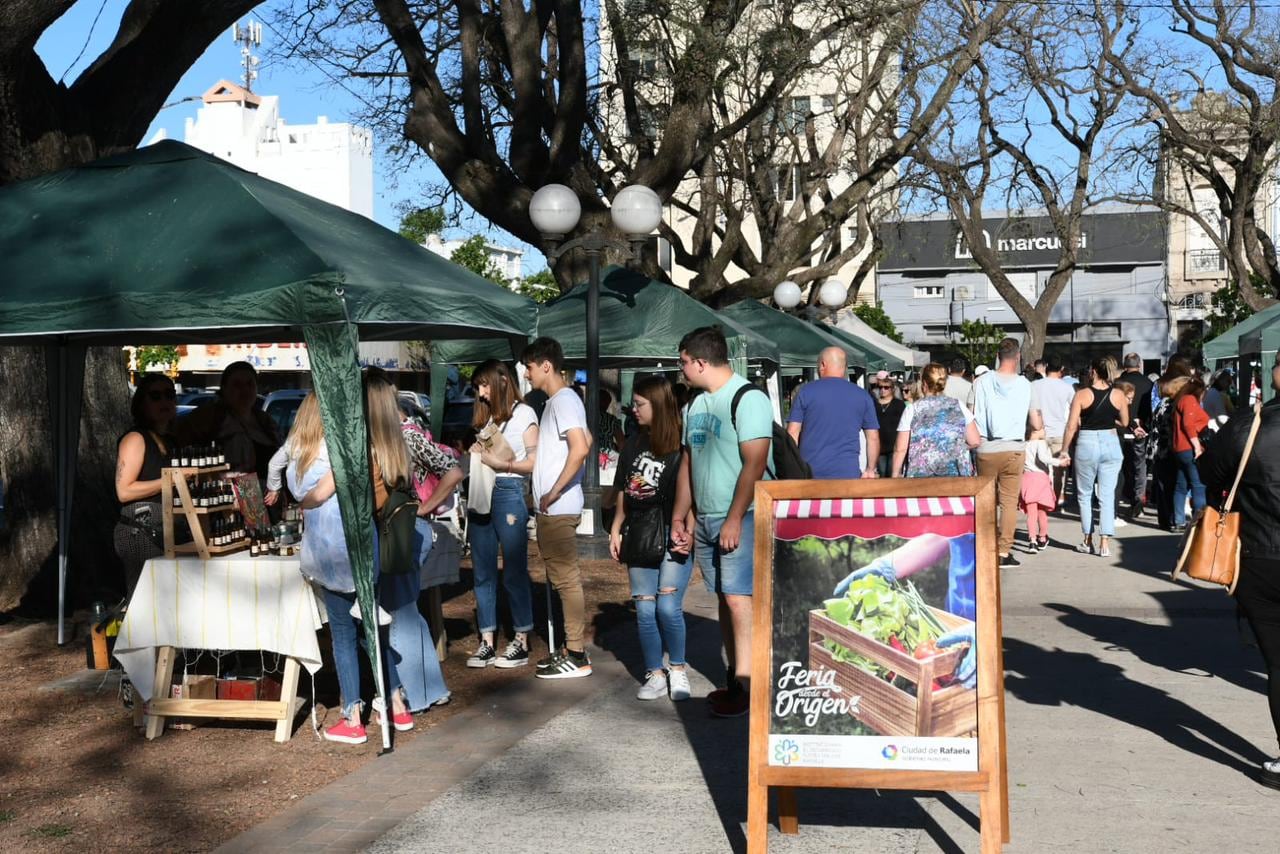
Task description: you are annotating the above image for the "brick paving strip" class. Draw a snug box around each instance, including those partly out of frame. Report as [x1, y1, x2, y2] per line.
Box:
[214, 652, 632, 853]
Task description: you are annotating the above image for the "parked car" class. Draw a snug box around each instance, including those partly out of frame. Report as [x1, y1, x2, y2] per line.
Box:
[399, 390, 431, 415]
[177, 391, 218, 408]
[262, 389, 310, 436]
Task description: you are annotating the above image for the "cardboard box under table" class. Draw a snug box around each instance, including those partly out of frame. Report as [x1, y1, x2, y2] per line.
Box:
[115, 555, 324, 742]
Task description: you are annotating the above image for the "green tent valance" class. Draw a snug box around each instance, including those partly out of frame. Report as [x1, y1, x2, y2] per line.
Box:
[718, 299, 875, 370]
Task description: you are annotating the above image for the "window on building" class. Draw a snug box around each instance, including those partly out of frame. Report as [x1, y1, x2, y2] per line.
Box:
[987, 271, 1036, 303]
[775, 163, 806, 202]
[627, 42, 661, 78]
[913, 285, 944, 299]
[786, 97, 811, 134]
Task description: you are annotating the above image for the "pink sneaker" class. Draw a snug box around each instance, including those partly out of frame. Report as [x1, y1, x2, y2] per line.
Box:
[391, 709, 414, 732]
[323, 718, 368, 744]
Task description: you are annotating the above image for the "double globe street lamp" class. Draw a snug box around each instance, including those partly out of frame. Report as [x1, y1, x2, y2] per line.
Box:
[529, 183, 663, 545]
[772, 276, 850, 318]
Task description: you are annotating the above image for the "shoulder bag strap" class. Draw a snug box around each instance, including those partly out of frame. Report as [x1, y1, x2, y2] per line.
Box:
[1223, 403, 1264, 514]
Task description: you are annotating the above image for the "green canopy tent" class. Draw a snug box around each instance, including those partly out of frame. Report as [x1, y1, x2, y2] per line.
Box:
[1203, 303, 1280, 364]
[0, 141, 537, 739]
[429, 266, 783, 429]
[817, 322, 892, 373]
[718, 298, 876, 371]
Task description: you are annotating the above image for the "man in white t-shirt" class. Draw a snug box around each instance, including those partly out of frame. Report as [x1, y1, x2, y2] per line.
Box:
[944, 358, 972, 407]
[523, 338, 593, 679]
[1030, 361, 1075, 502]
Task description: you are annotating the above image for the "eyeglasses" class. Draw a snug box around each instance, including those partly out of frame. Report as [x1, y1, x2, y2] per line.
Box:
[147, 389, 176, 401]
[875, 384, 894, 390]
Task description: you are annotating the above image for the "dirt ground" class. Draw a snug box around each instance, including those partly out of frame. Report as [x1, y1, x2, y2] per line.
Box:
[0, 545, 633, 852]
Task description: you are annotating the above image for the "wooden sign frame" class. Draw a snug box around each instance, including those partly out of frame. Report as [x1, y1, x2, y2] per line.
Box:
[747, 476, 1008, 853]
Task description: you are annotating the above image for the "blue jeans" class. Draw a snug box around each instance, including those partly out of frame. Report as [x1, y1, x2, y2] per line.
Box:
[1173, 449, 1207, 526]
[381, 526, 450, 712]
[694, 511, 756, 596]
[628, 553, 693, 673]
[467, 478, 534, 635]
[1074, 431, 1123, 537]
[321, 586, 402, 718]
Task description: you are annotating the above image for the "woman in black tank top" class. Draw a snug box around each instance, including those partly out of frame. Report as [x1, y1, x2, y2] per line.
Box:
[1059, 359, 1131, 557]
[114, 374, 177, 594]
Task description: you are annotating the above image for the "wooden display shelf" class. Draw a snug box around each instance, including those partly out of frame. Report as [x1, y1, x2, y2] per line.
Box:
[161, 463, 229, 474]
[172, 539, 247, 555]
[180, 504, 239, 515]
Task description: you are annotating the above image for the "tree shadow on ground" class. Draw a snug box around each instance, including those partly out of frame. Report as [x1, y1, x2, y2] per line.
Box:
[1003, 635, 1269, 775]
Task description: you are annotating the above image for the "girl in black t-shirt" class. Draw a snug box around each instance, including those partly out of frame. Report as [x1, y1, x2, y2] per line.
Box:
[610, 375, 695, 701]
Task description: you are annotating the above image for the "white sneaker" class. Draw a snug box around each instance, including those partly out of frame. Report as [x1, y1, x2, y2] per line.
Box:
[1114, 518, 1128, 528]
[668, 668, 692, 702]
[636, 670, 668, 700]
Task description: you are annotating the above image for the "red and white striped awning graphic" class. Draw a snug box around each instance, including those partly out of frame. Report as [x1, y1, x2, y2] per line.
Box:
[775, 496, 975, 520]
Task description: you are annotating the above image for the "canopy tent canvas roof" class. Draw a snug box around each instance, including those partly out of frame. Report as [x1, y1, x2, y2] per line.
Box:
[830, 310, 930, 369]
[0, 141, 537, 728]
[1203, 302, 1280, 364]
[432, 266, 781, 368]
[717, 298, 878, 370]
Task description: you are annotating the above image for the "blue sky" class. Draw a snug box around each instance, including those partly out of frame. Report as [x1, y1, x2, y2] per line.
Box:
[35, 0, 545, 273]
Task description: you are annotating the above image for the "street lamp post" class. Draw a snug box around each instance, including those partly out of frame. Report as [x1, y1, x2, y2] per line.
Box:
[773, 277, 850, 380]
[530, 183, 663, 546]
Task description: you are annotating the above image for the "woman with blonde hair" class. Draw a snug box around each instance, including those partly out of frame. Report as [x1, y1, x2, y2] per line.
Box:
[286, 379, 412, 744]
[892, 363, 981, 478]
[465, 359, 539, 669]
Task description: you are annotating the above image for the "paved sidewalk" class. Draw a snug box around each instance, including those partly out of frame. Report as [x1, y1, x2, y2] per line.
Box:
[223, 512, 1280, 852]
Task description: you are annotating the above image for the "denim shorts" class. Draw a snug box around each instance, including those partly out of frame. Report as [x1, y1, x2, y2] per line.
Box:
[694, 511, 756, 596]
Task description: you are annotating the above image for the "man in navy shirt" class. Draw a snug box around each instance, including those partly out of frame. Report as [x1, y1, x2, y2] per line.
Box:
[786, 347, 880, 479]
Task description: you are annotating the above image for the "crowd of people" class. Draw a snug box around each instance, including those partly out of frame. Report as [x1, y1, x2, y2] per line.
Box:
[113, 331, 1280, 781]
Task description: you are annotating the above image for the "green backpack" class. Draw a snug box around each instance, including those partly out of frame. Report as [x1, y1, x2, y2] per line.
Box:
[378, 483, 421, 575]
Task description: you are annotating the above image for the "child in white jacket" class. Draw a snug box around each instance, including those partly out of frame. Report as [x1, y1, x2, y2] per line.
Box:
[1020, 425, 1067, 551]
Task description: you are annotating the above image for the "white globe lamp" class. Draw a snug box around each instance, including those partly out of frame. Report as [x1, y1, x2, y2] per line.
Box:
[530, 184, 582, 238]
[610, 185, 663, 237]
[818, 277, 848, 308]
[773, 280, 803, 310]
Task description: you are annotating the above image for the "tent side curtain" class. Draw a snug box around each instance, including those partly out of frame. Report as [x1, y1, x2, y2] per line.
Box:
[302, 323, 384, 688]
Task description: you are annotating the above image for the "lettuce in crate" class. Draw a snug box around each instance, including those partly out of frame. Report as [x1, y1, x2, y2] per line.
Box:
[821, 574, 945, 681]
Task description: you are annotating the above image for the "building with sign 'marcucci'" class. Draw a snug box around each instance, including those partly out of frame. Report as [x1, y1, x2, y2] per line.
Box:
[875, 210, 1170, 370]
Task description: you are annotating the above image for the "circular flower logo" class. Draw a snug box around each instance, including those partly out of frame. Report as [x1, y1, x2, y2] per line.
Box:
[774, 739, 801, 766]
[881, 744, 899, 760]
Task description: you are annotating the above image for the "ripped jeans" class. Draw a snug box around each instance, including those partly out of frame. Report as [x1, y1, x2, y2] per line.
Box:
[468, 477, 534, 636]
[628, 552, 693, 674]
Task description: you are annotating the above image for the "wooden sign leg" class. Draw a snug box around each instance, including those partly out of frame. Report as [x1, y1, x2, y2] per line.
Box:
[996, 574, 1011, 843]
[274, 655, 302, 743]
[776, 787, 799, 834]
[747, 779, 769, 853]
[144, 645, 177, 740]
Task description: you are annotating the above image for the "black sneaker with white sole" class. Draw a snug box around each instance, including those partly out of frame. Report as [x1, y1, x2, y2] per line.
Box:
[999, 553, 1021, 568]
[535, 648, 592, 679]
[466, 641, 497, 668]
[494, 638, 529, 669]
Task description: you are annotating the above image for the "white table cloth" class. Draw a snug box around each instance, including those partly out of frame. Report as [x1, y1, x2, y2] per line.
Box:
[116, 555, 325, 702]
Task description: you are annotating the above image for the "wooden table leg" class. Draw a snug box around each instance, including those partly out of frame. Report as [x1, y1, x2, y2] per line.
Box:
[144, 646, 177, 740]
[776, 786, 799, 835]
[274, 655, 302, 743]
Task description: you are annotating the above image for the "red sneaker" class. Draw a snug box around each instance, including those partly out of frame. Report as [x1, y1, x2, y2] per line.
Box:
[391, 709, 414, 732]
[323, 718, 368, 744]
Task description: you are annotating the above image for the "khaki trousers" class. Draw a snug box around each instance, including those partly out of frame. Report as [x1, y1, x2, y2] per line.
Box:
[977, 450, 1024, 556]
[536, 514, 586, 651]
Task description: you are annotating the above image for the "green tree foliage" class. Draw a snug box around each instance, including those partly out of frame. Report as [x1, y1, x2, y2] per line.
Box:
[449, 235, 508, 286]
[135, 345, 179, 372]
[957, 319, 1002, 371]
[398, 206, 448, 245]
[852, 302, 904, 343]
[515, 269, 560, 304]
[1207, 275, 1257, 338]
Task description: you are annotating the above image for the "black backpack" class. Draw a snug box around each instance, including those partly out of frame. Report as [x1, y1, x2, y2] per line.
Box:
[730, 385, 813, 480]
[378, 483, 421, 575]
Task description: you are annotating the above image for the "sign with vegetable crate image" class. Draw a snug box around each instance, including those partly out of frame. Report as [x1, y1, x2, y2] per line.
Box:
[767, 495, 978, 772]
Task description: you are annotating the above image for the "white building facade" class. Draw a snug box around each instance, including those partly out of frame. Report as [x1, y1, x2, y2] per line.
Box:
[171, 80, 374, 219]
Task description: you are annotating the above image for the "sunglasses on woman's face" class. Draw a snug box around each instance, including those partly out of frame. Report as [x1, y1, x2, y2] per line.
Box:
[147, 389, 176, 401]
[876, 384, 894, 390]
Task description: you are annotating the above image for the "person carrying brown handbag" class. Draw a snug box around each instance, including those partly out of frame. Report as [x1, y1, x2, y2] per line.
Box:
[1199, 362, 1280, 790]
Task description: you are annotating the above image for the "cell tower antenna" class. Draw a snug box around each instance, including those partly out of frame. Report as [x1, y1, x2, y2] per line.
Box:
[230, 20, 263, 92]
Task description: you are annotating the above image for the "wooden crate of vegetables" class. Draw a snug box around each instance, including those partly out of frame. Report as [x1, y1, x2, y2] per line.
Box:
[808, 574, 976, 738]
